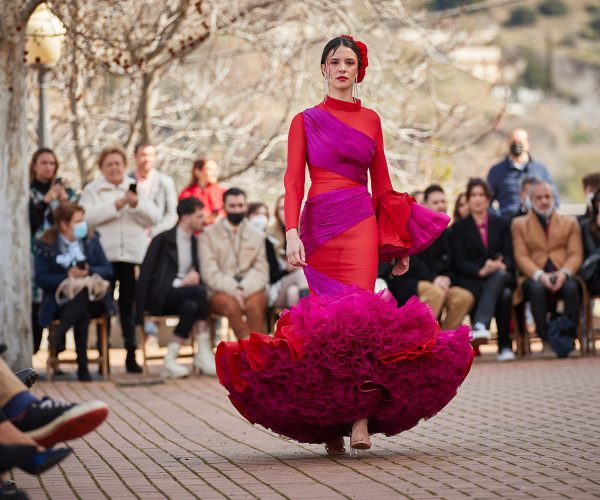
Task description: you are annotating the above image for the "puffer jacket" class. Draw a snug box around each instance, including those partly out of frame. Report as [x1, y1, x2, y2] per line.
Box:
[79, 176, 159, 264]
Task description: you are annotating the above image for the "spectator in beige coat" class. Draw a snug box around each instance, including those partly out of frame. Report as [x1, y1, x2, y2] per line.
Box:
[511, 179, 583, 348]
[199, 187, 269, 339]
[80, 146, 159, 373]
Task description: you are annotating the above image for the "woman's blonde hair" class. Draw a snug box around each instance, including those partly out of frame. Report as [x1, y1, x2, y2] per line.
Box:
[98, 146, 127, 169]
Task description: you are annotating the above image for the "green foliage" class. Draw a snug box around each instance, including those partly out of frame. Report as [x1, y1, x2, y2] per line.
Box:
[590, 16, 600, 36]
[428, 0, 482, 11]
[506, 6, 538, 26]
[518, 48, 552, 91]
[538, 0, 569, 16]
[585, 3, 600, 14]
[570, 127, 593, 144]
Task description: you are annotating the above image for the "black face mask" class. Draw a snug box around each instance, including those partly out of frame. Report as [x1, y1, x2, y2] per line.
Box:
[510, 142, 524, 156]
[226, 212, 245, 226]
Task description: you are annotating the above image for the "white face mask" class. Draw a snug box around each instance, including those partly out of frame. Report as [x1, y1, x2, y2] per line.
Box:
[249, 214, 268, 232]
[587, 191, 595, 205]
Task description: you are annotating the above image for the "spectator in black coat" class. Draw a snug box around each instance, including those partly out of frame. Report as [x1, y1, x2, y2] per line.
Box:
[389, 185, 473, 329]
[580, 188, 600, 294]
[451, 178, 516, 361]
[135, 197, 212, 379]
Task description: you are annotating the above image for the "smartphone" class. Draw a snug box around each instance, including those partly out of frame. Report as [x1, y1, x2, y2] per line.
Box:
[493, 252, 503, 260]
[128, 183, 137, 194]
[76, 260, 87, 270]
[549, 274, 558, 285]
[53, 177, 62, 185]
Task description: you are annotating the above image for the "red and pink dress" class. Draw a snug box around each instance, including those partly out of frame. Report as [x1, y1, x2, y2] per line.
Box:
[216, 97, 473, 444]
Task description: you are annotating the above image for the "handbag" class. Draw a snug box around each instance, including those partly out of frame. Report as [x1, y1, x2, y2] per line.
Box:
[546, 313, 576, 358]
[580, 248, 600, 282]
[55, 274, 110, 305]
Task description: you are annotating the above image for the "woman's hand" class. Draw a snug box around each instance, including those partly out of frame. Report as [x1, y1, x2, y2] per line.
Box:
[391, 255, 409, 276]
[286, 228, 307, 268]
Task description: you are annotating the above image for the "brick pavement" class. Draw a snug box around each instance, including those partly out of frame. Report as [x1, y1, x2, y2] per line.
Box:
[10, 352, 600, 499]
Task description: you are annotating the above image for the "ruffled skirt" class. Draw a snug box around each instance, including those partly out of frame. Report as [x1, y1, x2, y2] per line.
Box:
[216, 288, 473, 444]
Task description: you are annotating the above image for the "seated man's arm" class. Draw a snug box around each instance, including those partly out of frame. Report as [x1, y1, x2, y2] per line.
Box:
[511, 220, 539, 278]
[199, 232, 239, 295]
[562, 218, 583, 275]
[239, 240, 269, 296]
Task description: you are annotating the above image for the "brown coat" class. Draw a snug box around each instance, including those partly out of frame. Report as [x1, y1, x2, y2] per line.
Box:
[511, 211, 583, 279]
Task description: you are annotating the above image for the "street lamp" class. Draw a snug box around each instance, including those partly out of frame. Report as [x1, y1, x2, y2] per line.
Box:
[25, 4, 66, 148]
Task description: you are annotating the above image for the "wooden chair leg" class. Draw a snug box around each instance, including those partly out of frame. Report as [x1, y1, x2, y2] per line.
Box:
[100, 317, 109, 379]
[138, 325, 148, 375]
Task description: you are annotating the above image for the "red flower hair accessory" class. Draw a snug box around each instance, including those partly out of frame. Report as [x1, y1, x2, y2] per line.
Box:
[340, 34, 368, 83]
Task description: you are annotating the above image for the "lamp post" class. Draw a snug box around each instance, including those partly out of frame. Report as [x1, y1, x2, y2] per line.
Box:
[25, 4, 66, 148]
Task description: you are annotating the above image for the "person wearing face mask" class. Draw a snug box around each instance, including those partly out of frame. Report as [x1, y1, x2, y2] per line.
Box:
[199, 188, 269, 340]
[35, 203, 114, 381]
[487, 128, 558, 220]
[247, 201, 308, 310]
[512, 179, 583, 356]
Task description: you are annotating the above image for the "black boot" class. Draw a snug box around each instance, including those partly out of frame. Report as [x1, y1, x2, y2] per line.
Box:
[76, 350, 92, 382]
[125, 349, 142, 373]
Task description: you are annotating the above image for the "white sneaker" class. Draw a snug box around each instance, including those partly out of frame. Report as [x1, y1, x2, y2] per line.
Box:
[496, 348, 516, 362]
[160, 342, 189, 380]
[470, 323, 491, 346]
[195, 331, 217, 376]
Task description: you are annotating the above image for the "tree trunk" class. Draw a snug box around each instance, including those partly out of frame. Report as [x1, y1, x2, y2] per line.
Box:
[0, 27, 34, 369]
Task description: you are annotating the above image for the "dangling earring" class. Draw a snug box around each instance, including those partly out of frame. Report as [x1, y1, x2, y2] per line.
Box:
[323, 75, 329, 98]
[353, 76, 359, 101]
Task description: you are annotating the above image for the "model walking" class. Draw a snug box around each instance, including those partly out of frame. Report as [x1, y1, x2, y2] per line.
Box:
[216, 35, 473, 455]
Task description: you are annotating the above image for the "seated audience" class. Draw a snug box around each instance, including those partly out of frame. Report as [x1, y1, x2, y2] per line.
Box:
[199, 188, 269, 339]
[578, 173, 600, 224]
[248, 197, 308, 309]
[135, 198, 213, 378]
[29, 148, 78, 354]
[452, 192, 469, 223]
[179, 158, 227, 225]
[512, 179, 583, 353]
[580, 188, 600, 294]
[80, 147, 159, 373]
[451, 178, 516, 361]
[389, 185, 474, 330]
[35, 203, 113, 381]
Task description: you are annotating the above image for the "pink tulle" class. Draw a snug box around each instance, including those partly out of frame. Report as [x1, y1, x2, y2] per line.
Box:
[216, 289, 474, 444]
[376, 191, 450, 261]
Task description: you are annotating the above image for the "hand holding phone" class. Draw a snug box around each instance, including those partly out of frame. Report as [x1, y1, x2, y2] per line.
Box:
[128, 183, 137, 194]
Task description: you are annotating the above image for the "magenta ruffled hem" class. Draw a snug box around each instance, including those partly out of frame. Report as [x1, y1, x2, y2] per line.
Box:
[216, 288, 473, 445]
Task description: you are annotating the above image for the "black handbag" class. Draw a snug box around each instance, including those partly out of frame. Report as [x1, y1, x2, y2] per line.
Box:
[580, 249, 600, 282]
[546, 313, 576, 358]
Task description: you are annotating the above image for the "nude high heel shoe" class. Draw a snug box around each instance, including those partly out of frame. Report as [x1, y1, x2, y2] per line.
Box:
[350, 418, 371, 456]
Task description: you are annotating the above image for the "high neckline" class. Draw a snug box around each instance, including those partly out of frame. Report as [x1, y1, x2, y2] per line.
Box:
[323, 96, 362, 112]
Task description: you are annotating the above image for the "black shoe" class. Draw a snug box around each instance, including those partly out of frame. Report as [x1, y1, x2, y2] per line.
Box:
[77, 367, 92, 382]
[15, 368, 39, 388]
[12, 397, 109, 448]
[0, 445, 37, 474]
[125, 351, 142, 373]
[17, 447, 72, 475]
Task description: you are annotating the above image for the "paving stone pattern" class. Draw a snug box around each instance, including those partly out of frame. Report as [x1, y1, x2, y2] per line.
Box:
[12, 356, 600, 499]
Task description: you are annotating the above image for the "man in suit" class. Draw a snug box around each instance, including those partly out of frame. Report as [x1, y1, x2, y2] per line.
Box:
[136, 197, 213, 379]
[451, 178, 516, 361]
[389, 185, 474, 329]
[199, 187, 269, 340]
[512, 180, 583, 350]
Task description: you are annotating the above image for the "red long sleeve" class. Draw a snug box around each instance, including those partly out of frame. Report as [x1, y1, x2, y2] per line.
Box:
[284, 113, 307, 231]
[369, 115, 393, 202]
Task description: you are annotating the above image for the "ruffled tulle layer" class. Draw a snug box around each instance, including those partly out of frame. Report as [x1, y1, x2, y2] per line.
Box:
[216, 288, 473, 444]
[376, 190, 450, 261]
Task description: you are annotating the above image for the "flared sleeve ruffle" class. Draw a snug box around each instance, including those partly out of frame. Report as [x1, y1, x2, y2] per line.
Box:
[375, 190, 450, 262]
